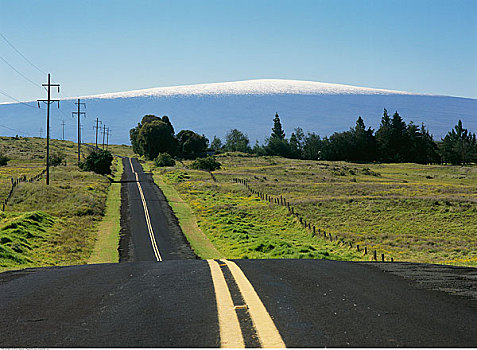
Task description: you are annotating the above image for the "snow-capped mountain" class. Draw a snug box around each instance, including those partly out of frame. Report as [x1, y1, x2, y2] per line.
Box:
[1, 79, 475, 145]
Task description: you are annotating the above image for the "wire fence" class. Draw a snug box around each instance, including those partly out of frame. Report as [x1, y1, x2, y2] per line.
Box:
[233, 177, 394, 263]
[2, 169, 46, 211]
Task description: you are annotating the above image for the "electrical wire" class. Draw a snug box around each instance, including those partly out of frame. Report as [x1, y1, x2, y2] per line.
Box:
[0, 55, 43, 89]
[0, 32, 47, 76]
[0, 123, 27, 135]
[0, 88, 37, 108]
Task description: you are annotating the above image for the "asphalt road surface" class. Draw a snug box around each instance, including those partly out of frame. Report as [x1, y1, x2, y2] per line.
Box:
[120, 157, 196, 261]
[1, 157, 476, 347]
[0, 260, 476, 347]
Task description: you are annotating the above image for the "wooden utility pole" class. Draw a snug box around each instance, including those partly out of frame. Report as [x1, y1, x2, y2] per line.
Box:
[102, 124, 106, 149]
[94, 117, 102, 149]
[72, 99, 86, 166]
[106, 128, 111, 150]
[37, 73, 60, 185]
[61, 120, 65, 140]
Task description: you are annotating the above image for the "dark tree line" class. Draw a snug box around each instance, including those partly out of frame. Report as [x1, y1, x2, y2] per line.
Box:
[211, 110, 476, 165]
[130, 115, 208, 160]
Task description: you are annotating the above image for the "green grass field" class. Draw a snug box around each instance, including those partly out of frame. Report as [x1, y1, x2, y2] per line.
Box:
[147, 159, 366, 261]
[149, 153, 477, 266]
[0, 137, 127, 272]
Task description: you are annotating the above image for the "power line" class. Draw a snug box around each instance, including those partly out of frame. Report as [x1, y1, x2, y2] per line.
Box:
[0, 55, 43, 89]
[0, 88, 37, 108]
[0, 124, 27, 135]
[0, 32, 47, 75]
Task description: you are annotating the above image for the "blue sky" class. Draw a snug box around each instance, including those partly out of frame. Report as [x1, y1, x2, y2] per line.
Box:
[0, 0, 476, 104]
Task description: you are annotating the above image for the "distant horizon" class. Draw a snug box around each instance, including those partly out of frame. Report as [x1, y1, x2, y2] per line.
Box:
[1, 0, 476, 104]
[2, 78, 476, 106]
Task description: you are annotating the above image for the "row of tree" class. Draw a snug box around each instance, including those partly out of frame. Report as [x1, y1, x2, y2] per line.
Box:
[130, 115, 209, 160]
[210, 111, 476, 165]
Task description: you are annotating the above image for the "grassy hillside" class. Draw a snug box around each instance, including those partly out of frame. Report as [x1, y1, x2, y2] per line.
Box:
[146, 159, 366, 261]
[148, 153, 476, 266]
[0, 137, 127, 272]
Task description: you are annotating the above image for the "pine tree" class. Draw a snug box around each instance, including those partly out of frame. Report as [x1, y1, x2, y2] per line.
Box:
[271, 113, 285, 140]
[390, 111, 408, 162]
[376, 109, 393, 161]
[440, 120, 477, 165]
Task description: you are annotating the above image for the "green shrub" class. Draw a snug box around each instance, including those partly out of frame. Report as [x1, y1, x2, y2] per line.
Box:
[0, 154, 9, 166]
[80, 150, 113, 175]
[191, 156, 221, 171]
[154, 152, 175, 167]
[50, 152, 65, 166]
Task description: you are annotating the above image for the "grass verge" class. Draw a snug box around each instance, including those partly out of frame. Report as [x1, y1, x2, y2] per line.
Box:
[143, 161, 222, 259]
[146, 161, 364, 261]
[88, 157, 123, 264]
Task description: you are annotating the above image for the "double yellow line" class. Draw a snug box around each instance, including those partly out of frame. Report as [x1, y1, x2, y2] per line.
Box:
[208, 259, 286, 348]
[129, 158, 162, 262]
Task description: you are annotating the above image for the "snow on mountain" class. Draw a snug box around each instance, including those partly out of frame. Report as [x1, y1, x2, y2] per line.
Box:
[79, 79, 415, 100]
[0, 79, 475, 146]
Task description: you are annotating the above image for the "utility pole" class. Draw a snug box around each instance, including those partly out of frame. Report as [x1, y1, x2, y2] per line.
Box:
[102, 124, 106, 149]
[37, 73, 60, 185]
[94, 117, 102, 149]
[61, 120, 65, 140]
[72, 99, 86, 166]
[106, 128, 111, 150]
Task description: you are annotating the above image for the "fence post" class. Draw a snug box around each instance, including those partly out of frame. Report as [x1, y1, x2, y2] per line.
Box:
[357, 244, 360, 252]
[381, 253, 385, 262]
[364, 247, 367, 255]
[313, 226, 315, 235]
[373, 250, 377, 261]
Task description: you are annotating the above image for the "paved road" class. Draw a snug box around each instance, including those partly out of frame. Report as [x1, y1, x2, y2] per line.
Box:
[1, 157, 476, 347]
[121, 157, 196, 261]
[0, 260, 475, 347]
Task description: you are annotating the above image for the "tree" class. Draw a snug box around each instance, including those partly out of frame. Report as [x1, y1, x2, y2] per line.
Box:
[210, 136, 223, 152]
[80, 150, 113, 175]
[130, 115, 176, 157]
[406, 123, 440, 164]
[137, 120, 177, 160]
[224, 129, 251, 153]
[289, 127, 305, 159]
[303, 133, 322, 160]
[440, 120, 477, 165]
[252, 140, 266, 156]
[129, 123, 141, 155]
[376, 108, 393, 162]
[389, 111, 409, 162]
[349, 116, 376, 161]
[154, 153, 175, 167]
[271, 113, 285, 140]
[265, 113, 290, 157]
[191, 156, 221, 171]
[177, 130, 209, 159]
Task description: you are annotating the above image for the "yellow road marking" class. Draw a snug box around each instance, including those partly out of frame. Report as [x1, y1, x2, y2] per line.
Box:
[129, 158, 162, 262]
[221, 259, 286, 348]
[207, 260, 244, 348]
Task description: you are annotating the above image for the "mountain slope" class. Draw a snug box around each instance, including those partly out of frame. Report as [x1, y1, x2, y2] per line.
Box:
[1, 79, 475, 145]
